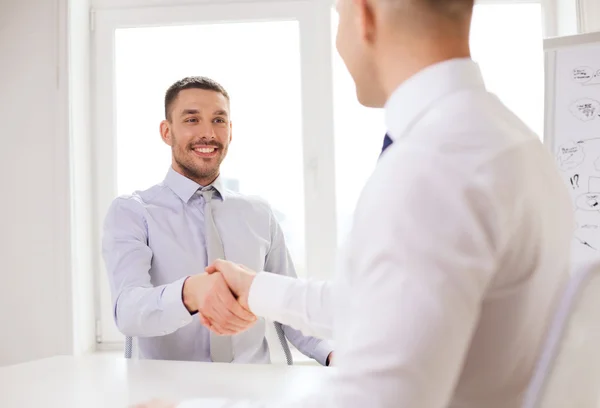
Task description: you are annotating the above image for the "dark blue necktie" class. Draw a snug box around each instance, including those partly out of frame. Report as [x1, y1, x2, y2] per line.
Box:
[381, 133, 393, 155]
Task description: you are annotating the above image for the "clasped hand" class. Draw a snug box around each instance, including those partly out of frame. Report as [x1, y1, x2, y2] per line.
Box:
[183, 259, 257, 335]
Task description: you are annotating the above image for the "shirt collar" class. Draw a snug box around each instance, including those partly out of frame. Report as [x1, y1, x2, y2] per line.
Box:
[164, 167, 228, 203]
[384, 58, 485, 142]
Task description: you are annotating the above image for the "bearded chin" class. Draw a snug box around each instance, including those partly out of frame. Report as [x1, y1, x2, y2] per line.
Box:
[176, 157, 218, 181]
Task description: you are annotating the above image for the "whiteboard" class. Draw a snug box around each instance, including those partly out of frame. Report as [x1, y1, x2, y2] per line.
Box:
[545, 32, 600, 268]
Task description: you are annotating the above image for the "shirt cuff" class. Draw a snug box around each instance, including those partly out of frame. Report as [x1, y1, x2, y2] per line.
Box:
[160, 276, 194, 328]
[248, 272, 296, 321]
[312, 340, 334, 366]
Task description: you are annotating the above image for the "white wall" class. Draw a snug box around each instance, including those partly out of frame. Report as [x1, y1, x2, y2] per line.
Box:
[0, 0, 95, 366]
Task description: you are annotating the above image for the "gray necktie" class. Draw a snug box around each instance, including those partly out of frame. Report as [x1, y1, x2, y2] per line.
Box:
[202, 187, 234, 363]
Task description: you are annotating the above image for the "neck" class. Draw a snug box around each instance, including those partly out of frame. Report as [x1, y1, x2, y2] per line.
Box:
[378, 37, 471, 102]
[172, 163, 219, 187]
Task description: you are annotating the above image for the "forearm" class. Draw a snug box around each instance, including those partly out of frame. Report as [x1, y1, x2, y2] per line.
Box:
[282, 325, 333, 365]
[248, 273, 333, 340]
[114, 276, 193, 337]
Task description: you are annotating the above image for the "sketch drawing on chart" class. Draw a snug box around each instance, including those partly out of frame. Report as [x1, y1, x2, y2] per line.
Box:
[570, 98, 600, 121]
[557, 141, 585, 170]
[574, 177, 600, 251]
[573, 66, 600, 86]
[570, 174, 580, 189]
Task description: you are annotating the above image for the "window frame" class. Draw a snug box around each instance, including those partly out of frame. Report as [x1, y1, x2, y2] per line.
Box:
[92, 0, 555, 347]
[92, 0, 337, 345]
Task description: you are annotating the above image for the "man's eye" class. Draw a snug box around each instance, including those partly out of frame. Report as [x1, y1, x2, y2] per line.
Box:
[185, 118, 198, 123]
[214, 118, 226, 123]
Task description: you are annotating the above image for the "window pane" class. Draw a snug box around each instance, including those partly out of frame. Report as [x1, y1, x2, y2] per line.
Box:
[332, 4, 544, 245]
[470, 3, 544, 137]
[330, 12, 386, 244]
[114, 22, 306, 277]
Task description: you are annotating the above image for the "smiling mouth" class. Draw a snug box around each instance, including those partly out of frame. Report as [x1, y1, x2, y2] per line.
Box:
[192, 145, 219, 158]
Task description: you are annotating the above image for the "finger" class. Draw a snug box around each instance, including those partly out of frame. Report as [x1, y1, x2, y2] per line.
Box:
[209, 320, 236, 336]
[209, 297, 251, 333]
[209, 291, 255, 333]
[204, 312, 237, 335]
[238, 264, 253, 272]
[199, 311, 234, 335]
[215, 284, 256, 323]
[201, 286, 249, 333]
[206, 258, 229, 274]
[199, 313, 212, 328]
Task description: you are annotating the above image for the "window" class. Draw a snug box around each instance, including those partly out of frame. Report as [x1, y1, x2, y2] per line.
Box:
[93, 0, 548, 347]
[330, 11, 386, 243]
[93, 3, 318, 345]
[471, 2, 544, 137]
[114, 22, 305, 277]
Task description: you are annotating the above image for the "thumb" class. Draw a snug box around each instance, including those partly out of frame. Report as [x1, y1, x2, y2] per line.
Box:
[205, 258, 226, 274]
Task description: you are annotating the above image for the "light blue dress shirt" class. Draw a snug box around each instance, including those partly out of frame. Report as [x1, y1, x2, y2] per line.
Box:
[102, 167, 332, 364]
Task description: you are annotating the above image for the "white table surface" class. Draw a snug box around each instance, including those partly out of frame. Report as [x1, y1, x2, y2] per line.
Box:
[0, 354, 335, 407]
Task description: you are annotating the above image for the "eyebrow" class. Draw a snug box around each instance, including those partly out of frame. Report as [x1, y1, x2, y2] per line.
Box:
[181, 109, 228, 117]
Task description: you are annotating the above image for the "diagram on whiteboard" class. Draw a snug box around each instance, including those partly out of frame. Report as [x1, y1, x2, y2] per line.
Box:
[573, 67, 600, 86]
[557, 142, 585, 170]
[551, 40, 600, 262]
[556, 139, 600, 252]
[573, 177, 600, 251]
[575, 177, 600, 211]
[569, 98, 600, 121]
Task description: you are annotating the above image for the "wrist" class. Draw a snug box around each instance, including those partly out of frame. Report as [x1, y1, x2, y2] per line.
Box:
[239, 274, 255, 309]
[182, 275, 199, 313]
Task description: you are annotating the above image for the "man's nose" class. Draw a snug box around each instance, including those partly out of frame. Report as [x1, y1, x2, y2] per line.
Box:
[198, 121, 216, 138]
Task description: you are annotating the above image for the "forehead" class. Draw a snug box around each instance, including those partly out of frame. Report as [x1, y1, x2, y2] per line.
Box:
[173, 88, 229, 112]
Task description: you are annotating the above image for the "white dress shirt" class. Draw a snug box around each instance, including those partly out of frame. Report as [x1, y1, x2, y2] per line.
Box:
[178, 58, 573, 407]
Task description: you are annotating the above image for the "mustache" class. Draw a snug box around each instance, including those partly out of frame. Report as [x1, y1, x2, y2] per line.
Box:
[189, 140, 223, 149]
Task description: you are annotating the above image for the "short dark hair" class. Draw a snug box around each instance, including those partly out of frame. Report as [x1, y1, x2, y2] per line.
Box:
[383, 0, 474, 20]
[164, 76, 230, 121]
[421, 0, 474, 17]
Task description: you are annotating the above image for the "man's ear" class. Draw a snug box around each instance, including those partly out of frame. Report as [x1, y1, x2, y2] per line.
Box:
[160, 120, 172, 146]
[229, 121, 233, 143]
[355, 0, 377, 45]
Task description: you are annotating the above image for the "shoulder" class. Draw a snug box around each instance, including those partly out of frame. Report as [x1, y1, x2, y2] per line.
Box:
[105, 183, 171, 224]
[221, 189, 275, 219]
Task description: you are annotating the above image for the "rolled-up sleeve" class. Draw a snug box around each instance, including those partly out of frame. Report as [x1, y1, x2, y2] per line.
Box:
[263, 206, 333, 365]
[102, 197, 193, 337]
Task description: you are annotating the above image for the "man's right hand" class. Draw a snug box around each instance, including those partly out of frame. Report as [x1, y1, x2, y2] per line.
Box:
[205, 259, 257, 310]
[182, 273, 256, 335]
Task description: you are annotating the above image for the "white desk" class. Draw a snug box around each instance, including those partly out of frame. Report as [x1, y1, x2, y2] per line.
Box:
[0, 354, 334, 407]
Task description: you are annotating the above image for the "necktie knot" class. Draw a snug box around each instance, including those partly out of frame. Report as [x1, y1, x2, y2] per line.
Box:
[381, 133, 394, 154]
[200, 187, 216, 202]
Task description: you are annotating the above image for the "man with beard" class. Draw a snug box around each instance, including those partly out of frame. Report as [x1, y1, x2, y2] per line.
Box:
[102, 76, 333, 366]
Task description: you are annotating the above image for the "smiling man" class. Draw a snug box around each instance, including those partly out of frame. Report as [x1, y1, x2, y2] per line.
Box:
[102, 76, 333, 366]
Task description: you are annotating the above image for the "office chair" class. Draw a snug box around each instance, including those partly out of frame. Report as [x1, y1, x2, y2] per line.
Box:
[124, 336, 133, 359]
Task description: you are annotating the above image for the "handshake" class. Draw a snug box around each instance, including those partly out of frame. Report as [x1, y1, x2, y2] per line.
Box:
[182, 259, 259, 335]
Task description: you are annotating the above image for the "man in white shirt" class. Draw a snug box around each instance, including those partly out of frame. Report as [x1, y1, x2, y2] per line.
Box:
[137, 0, 573, 407]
